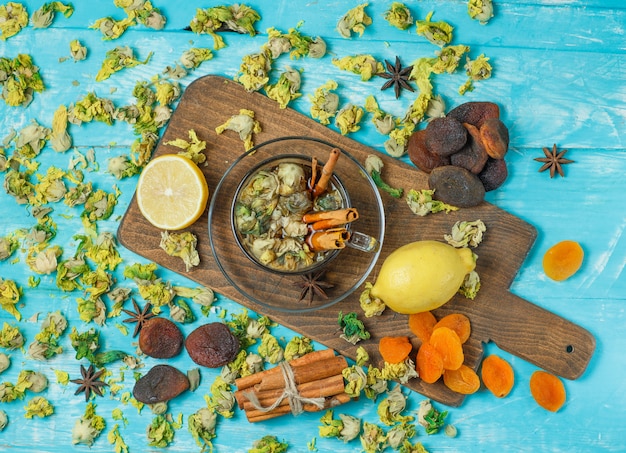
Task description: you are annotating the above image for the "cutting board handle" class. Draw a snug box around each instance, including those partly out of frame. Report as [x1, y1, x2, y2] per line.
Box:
[489, 292, 596, 380]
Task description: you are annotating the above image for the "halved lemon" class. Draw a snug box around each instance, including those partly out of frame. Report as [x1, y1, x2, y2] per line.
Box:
[136, 154, 209, 230]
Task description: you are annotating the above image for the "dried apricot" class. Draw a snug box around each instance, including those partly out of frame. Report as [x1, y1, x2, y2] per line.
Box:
[542, 240, 584, 281]
[416, 343, 444, 384]
[443, 365, 480, 394]
[481, 355, 514, 398]
[139, 317, 184, 359]
[133, 364, 190, 404]
[450, 123, 489, 174]
[447, 101, 500, 128]
[408, 311, 437, 344]
[480, 118, 509, 159]
[407, 129, 450, 173]
[186, 322, 240, 368]
[425, 117, 467, 157]
[530, 370, 566, 412]
[379, 336, 413, 364]
[428, 165, 485, 208]
[433, 314, 471, 344]
[478, 157, 508, 192]
[429, 327, 464, 371]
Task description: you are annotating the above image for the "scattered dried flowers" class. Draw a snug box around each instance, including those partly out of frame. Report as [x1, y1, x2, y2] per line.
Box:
[468, 0, 494, 25]
[335, 104, 364, 135]
[416, 11, 453, 47]
[0, 2, 28, 40]
[165, 129, 207, 164]
[0, 54, 45, 107]
[215, 109, 261, 150]
[337, 311, 370, 345]
[332, 54, 383, 82]
[159, 231, 200, 272]
[265, 67, 302, 109]
[364, 154, 403, 198]
[91, 0, 166, 40]
[189, 4, 261, 49]
[309, 80, 340, 125]
[459, 54, 493, 94]
[406, 188, 458, 216]
[337, 3, 372, 38]
[72, 402, 106, 446]
[31, 1, 74, 28]
[384, 2, 414, 30]
[69, 39, 88, 61]
[95, 46, 153, 82]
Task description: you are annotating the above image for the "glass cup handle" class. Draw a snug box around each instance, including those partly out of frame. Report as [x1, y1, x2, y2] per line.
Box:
[346, 231, 379, 253]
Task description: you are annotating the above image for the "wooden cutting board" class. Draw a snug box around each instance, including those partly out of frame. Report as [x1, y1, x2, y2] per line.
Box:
[117, 75, 595, 406]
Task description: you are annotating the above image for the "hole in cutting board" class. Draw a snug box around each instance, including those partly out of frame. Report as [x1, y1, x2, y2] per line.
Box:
[566, 344, 574, 353]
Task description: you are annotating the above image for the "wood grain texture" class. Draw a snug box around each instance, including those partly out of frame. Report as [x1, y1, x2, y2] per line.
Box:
[118, 75, 595, 406]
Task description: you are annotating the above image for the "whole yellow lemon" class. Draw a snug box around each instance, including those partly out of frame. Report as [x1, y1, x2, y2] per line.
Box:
[370, 240, 475, 314]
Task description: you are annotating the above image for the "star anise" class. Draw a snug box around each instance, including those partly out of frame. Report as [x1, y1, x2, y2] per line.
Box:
[295, 271, 334, 304]
[70, 364, 109, 401]
[379, 56, 415, 99]
[122, 299, 157, 337]
[534, 144, 575, 178]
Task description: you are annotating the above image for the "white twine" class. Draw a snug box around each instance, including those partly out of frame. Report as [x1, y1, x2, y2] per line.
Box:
[243, 361, 326, 415]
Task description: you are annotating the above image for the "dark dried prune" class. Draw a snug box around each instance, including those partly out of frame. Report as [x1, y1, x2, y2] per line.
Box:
[450, 123, 489, 174]
[133, 364, 190, 404]
[428, 165, 485, 208]
[186, 322, 240, 368]
[407, 129, 450, 173]
[448, 102, 500, 128]
[478, 158, 508, 192]
[139, 317, 184, 359]
[480, 118, 509, 159]
[424, 117, 467, 157]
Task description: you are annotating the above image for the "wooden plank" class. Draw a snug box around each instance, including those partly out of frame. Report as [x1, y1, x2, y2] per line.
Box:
[117, 75, 595, 406]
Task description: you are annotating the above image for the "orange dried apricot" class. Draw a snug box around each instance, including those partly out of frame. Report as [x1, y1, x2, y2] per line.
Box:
[481, 354, 514, 398]
[429, 327, 464, 371]
[530, 370, 566, 412]
[416, 343, 444, 384]
[433, 313, 471, 344]
[542, 240, 584, 281]
[408, 311, 437, 344]
[443, 365, 480, 394]
[379, 336, 413, 364]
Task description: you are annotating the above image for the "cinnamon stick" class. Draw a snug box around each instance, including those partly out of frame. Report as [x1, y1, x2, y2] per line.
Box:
[306, 228, 351, 252]
[239, 374, 345, 412]
[312, 148, 340, 197]
[303, 208, 359, 231]
[245, 393, 352, 423]
[310, 156, 318, 190]
[256, 355, 347, 392]
[235, 349, 335, 392]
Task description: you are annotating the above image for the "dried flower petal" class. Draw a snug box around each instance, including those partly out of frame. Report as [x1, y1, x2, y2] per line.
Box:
[215, 109, 261, 150]
[0, 2, 28, 40]
[337, 3, 372, 38]
[335, 104, 364, 135]
[31, 2, 74, 29]
[309, 80, 339, 125]
[332, 54, 383, 82]
[95, 46, 152, 82]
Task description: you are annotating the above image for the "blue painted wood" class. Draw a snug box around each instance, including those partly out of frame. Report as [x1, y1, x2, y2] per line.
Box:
[0, 1, 624, 452]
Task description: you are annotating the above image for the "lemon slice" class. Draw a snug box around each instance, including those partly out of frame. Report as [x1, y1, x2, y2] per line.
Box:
[136, 154, 208, 230]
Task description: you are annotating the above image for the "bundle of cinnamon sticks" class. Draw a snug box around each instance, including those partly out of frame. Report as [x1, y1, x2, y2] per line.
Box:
[234, 349, 351, 422]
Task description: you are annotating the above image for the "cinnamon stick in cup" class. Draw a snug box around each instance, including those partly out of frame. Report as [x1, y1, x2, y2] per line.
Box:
[303, 208, 359, 231]
[306, 228, 351, 252]
[312, 148, 340, 197]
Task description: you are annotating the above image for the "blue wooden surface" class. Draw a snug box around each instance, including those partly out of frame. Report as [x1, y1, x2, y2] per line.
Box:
[0, 1, 625, 452]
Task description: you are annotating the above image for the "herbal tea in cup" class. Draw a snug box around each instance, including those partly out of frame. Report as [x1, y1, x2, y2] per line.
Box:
[232, 150, 377, 274]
